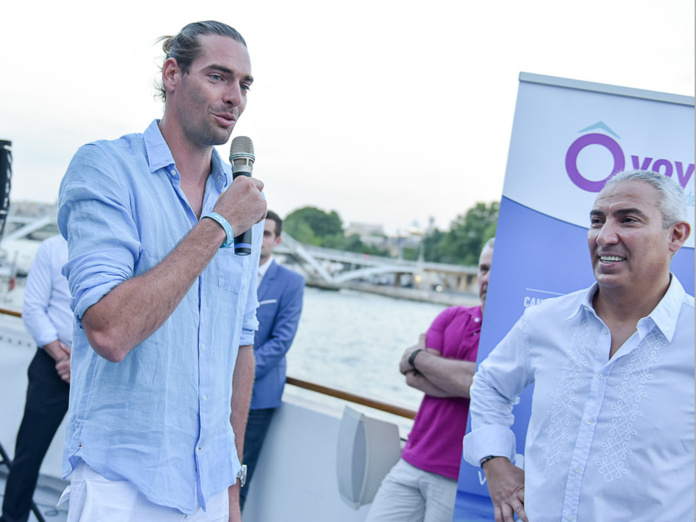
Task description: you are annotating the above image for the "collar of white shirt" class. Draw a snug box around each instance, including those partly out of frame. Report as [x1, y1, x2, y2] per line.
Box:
[571, 273, 686, 343]
[257, 255, 274, 287]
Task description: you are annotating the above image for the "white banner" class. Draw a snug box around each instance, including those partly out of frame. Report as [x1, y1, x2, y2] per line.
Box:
[453, 73, 695, 521]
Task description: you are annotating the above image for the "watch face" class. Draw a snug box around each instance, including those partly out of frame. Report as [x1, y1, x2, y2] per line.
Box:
[238, 464, 247, 487]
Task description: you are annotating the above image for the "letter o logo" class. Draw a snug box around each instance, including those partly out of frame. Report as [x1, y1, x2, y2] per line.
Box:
[565, 133, 625, 192]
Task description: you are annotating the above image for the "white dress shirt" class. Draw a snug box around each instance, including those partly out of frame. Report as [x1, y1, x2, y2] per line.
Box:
[22, 234, 72, 348]
[464, 276, 694, 522]
[257, 255, 273, 289]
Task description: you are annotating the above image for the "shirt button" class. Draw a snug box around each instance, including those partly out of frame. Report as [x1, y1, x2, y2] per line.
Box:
[603, 328, 609, 334]
[474, 317, 481, 323]
[574, 466, 581, 473]
[566, 516, 574, 522]
[586, 418, 594, 425]
[201, 344, 206, 351]
[597, 373, 604, 379]
[202, 395, 208, 401]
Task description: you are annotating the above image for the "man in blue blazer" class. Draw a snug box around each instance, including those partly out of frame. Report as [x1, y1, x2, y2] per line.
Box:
[240, 210, 305, 509]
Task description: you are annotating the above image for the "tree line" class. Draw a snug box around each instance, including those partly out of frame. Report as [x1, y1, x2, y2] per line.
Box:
[283, 202, 498, 267]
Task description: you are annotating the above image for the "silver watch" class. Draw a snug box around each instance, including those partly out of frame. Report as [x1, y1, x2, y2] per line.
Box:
[237, 464, 247, 487]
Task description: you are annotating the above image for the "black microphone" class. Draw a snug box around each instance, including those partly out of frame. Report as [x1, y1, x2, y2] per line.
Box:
[229, 136, 255, 256]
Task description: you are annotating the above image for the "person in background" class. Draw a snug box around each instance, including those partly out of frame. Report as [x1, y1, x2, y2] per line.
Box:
[57, 21, 266, 522]
[464, 170, 693, 522]
[1, 235, 71, 522]
[240, 210, 305, 509]
[366, 238, 494, 522]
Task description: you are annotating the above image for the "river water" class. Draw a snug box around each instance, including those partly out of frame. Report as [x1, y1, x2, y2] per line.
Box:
[286, 286, 455, 415]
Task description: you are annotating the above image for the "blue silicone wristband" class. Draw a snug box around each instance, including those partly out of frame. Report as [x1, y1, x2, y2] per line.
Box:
[202, 212, 234, 248]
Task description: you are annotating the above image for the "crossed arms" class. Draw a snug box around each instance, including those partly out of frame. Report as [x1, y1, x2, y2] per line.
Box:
[399, 334, 475, 398]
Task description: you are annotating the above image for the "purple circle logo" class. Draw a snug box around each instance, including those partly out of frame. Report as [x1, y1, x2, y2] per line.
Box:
[565, 133, 625, 192]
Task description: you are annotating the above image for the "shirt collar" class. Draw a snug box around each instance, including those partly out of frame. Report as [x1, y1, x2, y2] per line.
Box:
[143, 120, 231, 191]
[143, 120, 176, 173]
[644, 274, 685, 343]
[566, 283, 599, 321]
[569, 275, 685, 343]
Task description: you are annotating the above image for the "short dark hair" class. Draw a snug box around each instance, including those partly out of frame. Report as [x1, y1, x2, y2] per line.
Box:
[156, 21, 247, 101]
[266, 210, 282, 236]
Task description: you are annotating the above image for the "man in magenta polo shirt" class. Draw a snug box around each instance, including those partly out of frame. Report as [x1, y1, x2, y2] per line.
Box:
[366, 238, 494, 522]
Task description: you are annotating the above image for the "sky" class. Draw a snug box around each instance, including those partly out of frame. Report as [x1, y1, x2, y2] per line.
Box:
[0, 0, 693, 235]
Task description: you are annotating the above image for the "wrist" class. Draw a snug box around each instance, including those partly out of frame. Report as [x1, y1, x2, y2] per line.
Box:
[408, 348, 423, 370]
[201, 212, 234, 248]
[480, 455, 506, 470]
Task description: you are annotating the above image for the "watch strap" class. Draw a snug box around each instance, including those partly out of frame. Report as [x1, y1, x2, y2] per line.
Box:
[408, 348, 423, 370]
[480, 455, 499, 468]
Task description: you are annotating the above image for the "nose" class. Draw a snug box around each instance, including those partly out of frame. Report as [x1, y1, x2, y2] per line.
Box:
[594, 220, 619, 247]
[223, 82, 243, 107]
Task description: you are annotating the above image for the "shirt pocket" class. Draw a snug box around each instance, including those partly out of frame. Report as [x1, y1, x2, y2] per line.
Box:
[215, 249, 247, 294]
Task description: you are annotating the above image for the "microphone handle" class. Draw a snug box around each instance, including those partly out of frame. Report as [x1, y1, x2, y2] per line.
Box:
[232, 171, 252, 256]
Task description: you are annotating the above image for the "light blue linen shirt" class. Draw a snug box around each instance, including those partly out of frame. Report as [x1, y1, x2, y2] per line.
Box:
[23, 234, 72, 348]
[464, 276, 695, 522]
[57, 120, 262, 514]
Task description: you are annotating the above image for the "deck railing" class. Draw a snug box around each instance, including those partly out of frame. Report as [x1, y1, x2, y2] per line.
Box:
[286, 376, 416, 419]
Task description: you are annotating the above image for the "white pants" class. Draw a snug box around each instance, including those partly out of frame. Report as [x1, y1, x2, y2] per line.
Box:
[366, 459, 458, 522]
[60, 461, 229, 522]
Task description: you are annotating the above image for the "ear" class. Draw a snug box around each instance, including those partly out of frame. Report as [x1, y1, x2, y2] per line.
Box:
[275, 235, 282, 247]
[161, 57, 181, 95]
[668, 221, 691, 253]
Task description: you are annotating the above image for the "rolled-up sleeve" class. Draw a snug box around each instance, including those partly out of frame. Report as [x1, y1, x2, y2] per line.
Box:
[463, 312, 534, 467]
[58, 144, 142, 321]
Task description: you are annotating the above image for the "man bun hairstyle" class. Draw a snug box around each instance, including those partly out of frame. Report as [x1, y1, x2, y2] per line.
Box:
[156, 21, 247, 101]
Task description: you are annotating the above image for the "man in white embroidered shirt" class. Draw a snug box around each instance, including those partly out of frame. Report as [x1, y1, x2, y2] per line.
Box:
[463, 169, 694, 522]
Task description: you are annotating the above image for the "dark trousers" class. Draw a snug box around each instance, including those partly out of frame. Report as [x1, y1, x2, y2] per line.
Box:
[239, 407, 276, 510]
[1, 349, 69, 522]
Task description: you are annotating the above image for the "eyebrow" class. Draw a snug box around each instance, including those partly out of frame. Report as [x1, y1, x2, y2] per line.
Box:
[589, 208, 648, 219]
[616, 207, 646, 216]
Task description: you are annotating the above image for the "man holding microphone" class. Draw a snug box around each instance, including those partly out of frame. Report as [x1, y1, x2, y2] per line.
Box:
[58, 21, 265, 521]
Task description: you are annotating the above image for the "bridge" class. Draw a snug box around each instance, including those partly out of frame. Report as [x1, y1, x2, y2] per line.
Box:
[276, 233, 481, 298]
[0, 212, 482, 305]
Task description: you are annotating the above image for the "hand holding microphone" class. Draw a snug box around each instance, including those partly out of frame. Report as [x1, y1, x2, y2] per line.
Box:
[211, 136, 266, 254]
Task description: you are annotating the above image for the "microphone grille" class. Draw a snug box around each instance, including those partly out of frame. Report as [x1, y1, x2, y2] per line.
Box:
[230, 136, 254, 157]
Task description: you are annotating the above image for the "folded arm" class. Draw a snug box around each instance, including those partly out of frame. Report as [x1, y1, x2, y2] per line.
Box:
[399, 334, 475, 398]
